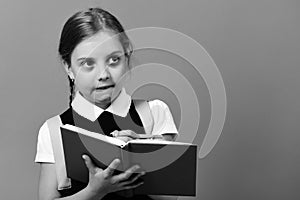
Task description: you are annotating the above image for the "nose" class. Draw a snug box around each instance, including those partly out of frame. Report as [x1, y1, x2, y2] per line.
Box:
[97, 65, 110, 81]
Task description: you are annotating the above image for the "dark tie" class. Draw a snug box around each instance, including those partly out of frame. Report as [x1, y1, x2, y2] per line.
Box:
[97, 111, 121, 136]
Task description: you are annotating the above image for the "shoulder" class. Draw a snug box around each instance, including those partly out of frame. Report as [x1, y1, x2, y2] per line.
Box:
[147, 99, 174, 121]
[42, 107, 72, 128]
[133, 99, 171, 116]
[38, 106, 74, 140]
[147, 99, 178, 135]
[148, 99, 170, 110]
[37, 114, 62, 144]
[35, 113, 64, 160]
[35, 108, 72, 163]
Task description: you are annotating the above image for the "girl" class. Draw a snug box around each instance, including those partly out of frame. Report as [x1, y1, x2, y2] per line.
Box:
[35, 7, 178, 200]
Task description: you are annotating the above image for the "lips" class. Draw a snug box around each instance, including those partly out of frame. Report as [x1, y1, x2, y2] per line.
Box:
[96, 84, 115, 90]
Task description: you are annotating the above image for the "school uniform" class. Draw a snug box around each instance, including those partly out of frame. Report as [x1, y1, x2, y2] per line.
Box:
[35, 88, 178, 199]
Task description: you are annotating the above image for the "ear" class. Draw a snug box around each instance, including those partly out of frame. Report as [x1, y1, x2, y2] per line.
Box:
[62, 61, 75, 80]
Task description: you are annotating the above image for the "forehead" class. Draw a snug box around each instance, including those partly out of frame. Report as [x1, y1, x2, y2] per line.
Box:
[72, 31, 124, 59]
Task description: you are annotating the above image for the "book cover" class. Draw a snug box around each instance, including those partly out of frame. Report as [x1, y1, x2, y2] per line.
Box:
[60, 124, 197, 196]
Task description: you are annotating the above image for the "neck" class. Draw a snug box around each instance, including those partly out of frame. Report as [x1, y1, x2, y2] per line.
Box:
[95, 101, 111, 110]
[94, 90, 122, 110]
[76, 89, 122, 110]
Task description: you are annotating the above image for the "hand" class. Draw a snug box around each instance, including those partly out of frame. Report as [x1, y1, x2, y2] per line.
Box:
[82, 155, 145, 198]
[159, 133, 177, 141]
[111, 130, 140, 142]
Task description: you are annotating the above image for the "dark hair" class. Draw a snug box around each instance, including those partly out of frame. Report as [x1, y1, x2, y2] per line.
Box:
[58, 7, 133, 106]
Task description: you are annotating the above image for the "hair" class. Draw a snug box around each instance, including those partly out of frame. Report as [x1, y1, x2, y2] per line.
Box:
[58, 7, 133, 106]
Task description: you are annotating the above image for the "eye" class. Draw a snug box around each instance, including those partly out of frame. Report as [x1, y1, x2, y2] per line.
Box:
[79, 58, 95, 68]
[107, 56, 121, 66]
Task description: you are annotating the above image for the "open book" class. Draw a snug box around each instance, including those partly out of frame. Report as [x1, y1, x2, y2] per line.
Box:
[60, 124, 197, 196]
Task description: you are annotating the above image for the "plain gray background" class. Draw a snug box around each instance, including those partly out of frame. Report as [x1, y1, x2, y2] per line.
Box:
[1, 0, 300, 199]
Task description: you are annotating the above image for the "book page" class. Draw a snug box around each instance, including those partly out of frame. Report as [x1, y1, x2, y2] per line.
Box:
[61, 124, 126, 147]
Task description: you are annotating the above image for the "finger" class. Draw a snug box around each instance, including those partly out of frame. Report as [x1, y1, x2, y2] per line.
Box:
[104, 158, 121, 179]
[121, 181, 144, 190]
[117, 130, 140, 139]
[119, 171, 146, 187]
[112, 165, 141, 183]
[82, 155, 97, 174]
[115, 136, 133, 143]
[123, 130, 139, 138]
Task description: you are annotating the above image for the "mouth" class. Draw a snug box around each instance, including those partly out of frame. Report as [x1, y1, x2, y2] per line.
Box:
[96, 84, 115, 90]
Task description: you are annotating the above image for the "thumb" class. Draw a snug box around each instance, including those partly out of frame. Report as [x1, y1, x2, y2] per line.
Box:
[111, 130, 119, 137]
[82, 154, 97, 174]
[118, 130, 140, 139]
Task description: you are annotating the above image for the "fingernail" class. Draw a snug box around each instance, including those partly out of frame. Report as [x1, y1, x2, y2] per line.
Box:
[112, 130, 118, 137]
[134, 165, 140, 168]
[140, 171, 146, 175]
[82, 155, 86, 159]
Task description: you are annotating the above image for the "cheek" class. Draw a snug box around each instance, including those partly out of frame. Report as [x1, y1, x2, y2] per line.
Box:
[111, 66, 128, 82]
[74, 73, 95, 90]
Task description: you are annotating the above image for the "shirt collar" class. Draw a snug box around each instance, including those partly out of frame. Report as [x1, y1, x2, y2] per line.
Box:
[71, 88, 132, 121]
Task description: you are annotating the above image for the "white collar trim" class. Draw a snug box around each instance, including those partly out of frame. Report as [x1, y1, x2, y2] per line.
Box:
[71, 88, 131, 121]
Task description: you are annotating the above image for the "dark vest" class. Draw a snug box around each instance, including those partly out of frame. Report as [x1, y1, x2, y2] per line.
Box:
[58, 100, 153, 200]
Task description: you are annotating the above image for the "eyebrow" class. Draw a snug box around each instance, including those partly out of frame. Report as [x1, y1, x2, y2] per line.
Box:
[76, 50, 124, 62]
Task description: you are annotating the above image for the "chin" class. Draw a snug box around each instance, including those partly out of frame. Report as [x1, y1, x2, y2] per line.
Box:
[95, 95, 111, 103]
[94, 97, 111, 109]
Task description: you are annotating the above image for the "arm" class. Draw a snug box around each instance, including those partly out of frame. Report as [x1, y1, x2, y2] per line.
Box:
[38, 163, 105, 200]
[38, 157, 144, 200]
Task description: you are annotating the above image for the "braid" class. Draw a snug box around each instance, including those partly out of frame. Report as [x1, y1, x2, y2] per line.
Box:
[68, 76, 75, 107]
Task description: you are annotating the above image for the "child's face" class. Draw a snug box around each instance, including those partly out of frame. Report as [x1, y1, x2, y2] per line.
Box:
[68, 31, 129, 108]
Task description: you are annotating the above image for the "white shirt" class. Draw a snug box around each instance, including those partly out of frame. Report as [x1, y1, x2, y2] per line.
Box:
[35, 88, 178, 163]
